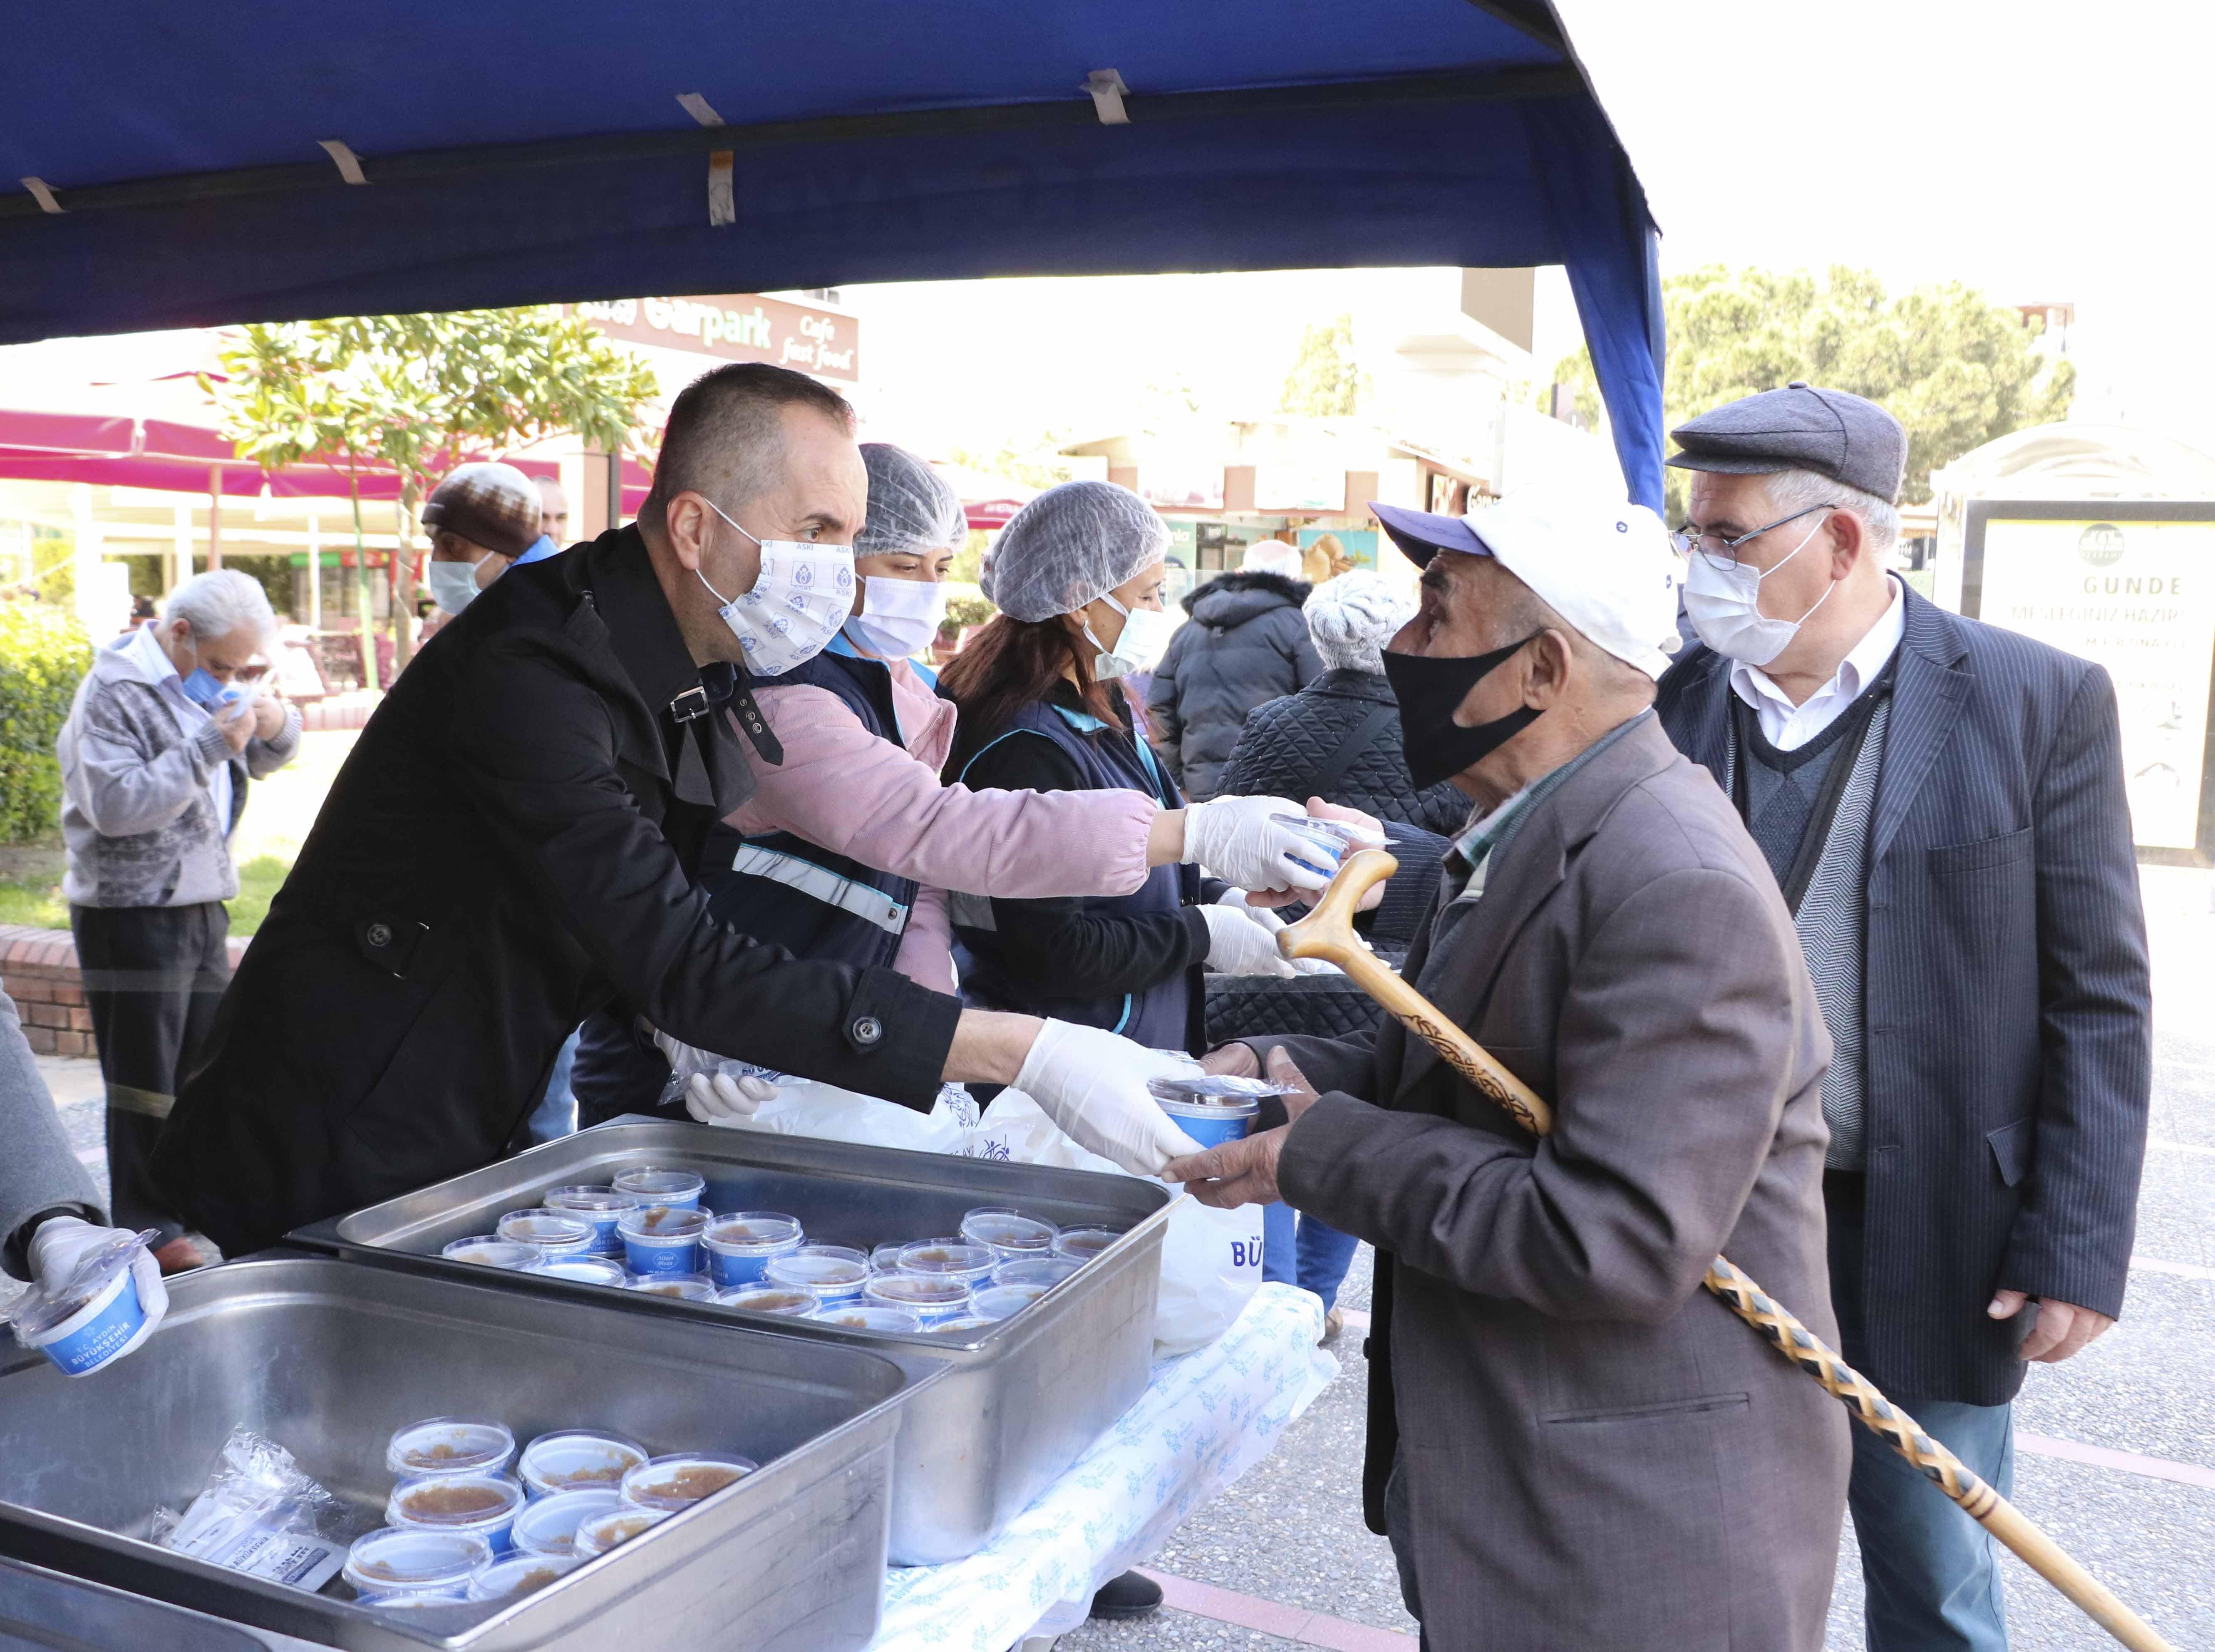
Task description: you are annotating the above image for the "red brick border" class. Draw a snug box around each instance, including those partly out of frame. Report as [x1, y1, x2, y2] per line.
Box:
[0, 924, 248, 1057]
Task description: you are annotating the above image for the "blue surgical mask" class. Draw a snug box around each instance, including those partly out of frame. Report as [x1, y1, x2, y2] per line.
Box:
[179, 668, 230, 707]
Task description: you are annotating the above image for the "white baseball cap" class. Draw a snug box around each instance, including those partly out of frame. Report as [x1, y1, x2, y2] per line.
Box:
[1371, 486, 1683, 679]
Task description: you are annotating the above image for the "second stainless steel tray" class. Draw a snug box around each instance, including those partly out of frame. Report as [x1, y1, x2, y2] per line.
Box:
[290, 1119, 1174, 1564]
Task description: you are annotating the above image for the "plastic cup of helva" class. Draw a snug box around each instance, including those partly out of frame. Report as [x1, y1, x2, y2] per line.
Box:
[1051, 1226, 1121, 1265]
[523, 1255, 630, 1289]
[342, 1526, 492, 1597]
[894, 1239, 997, 1288]
[764, 1244, 869, 1302]
[440, 1235, 541, 1270]
[518, 1431, 648, 1499]
[511, 1488, 625, 1558]
[386, 1472, 526, 1555]
[1151, 1091, 1258, 1151]
[958, 1207, 1059, 1260]
[863, 1272, 970, 1325]
[9, 1239, 157, 1378]
[630, 1273, 718, 1302]
[807, 1303, 923, 1333]
[868, 1241, 917, 1275]
[610, 1167, 705, 1210]
[717, 1285, 819, 1316]
[466, 1551, 584, 1602]
[928, 1315, 1000, 1336]
[385, 1418, 516, 1480]
[541, 1186, 639, 1256]
[620, 1452, 759, 1513]
[572, 1503, 668, 1558]
[616, 1205, 709, 1277]
[991, 1255, 1081, 1291]
[700, 1212, 803, 1290]
[970, 1282, 1048, 1321]
[495, 1208, 596, 1258]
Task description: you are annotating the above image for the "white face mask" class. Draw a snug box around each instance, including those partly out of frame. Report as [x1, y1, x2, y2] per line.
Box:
[1084, 593, 1178, 680]
[696, 500, 856, 678]
[844, 574, 948, 659]
[427, 555, 494, 616]
[1682, 515, 1836, 667]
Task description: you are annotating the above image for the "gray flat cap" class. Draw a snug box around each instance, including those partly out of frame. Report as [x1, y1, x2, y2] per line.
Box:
[1666, 382, 1906, 504]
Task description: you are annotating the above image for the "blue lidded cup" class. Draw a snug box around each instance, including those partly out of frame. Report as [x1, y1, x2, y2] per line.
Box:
[764, 1245, 870, 1302]
[616, 1206, 709, 1277]
[1151, 1093, 1258, 1150]
[8, 1232, 158, 1378]
[386, 1472, 525, 1555]
[541, 1186, 639, 1256]
[700, 1213, 803, 1290]
[611, 1168, 704, 1210]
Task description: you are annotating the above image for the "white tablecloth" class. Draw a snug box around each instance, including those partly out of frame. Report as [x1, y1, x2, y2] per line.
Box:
[871, 1283, 1339, 1651]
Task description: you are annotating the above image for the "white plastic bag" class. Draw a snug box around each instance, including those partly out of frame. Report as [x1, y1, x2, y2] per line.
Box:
[709, 1077, 977, 1155]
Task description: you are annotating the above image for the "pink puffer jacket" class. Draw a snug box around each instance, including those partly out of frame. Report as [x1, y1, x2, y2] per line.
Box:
[721, 657, 1158, 991]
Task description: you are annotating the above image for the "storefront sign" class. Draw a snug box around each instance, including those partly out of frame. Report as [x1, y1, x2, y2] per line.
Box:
[567, 294, 859, 382]
[1255, 463, 1344, 513]
[1972, 508, 2215, 851]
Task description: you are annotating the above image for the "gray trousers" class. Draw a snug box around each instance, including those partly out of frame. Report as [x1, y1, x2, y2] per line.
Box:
[1384, 1452, 1429, 1650]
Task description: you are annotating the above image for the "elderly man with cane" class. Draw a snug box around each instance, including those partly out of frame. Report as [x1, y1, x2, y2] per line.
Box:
[1166, 486, 1850, 1651]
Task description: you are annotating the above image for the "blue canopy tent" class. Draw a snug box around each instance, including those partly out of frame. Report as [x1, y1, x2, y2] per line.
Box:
[0, 0, 1665, 506]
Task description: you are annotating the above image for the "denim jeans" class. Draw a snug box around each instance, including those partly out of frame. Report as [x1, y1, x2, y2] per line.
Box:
[526, 1027, 581, 1146]
[1261, 1203, 1361, 1308]
[1830, 1179, 2014, 1652]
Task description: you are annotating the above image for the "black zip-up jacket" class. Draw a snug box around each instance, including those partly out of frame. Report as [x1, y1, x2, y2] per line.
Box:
[151, 528, 960, 1255]
[1146, 570, 1320, 800]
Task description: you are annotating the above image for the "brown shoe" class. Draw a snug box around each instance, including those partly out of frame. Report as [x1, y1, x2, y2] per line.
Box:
[153, 1237, 206, 1275]
[1320, 1306, 1344, 1345]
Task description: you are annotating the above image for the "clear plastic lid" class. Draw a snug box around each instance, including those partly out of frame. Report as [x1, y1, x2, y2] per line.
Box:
[520, 1431, 647, 1498]
[1266, 811, 1387, 849]
[617, 1205, 709, 1240]
[610, 1168, 705, 1201]
[523, 1255, 630, 1287]
[929, 1315, 1000, 1334]
[4, 1228, 157, 1344]
[703, 1212, 803, 1249]
[619, 1452, 759, 1512]
[1147, 1074, 1290, 1103]
[440, 1235, 541, 1270]
[495, 1208, 595, 1250]
[717, 1286, 819, 1315]
[992, 1256, 1081, 1290]
[466, 1552, 584, 1601]
[386, 1473, 524, 1533]
[511, 1488, 625, 1555]
[543, 1185, 639, 1217]
[385, 1418, 516, 1478]
[868, 1241, 915, 1273]
[630, 1275, 718, 1301]
[574, 1503, 668, 1556]
[1052, 1227, 1122, 1262]
[958, 1208, 1059, 1255]
[971, 1283, 1047, 1321]
[343, 1526, 492, 1593]
[865, 1274, 969, 1313]
[895, 1240, 997, 1280]
[764, 1245, 868, 1291]
[808, 1304, 924, 1332]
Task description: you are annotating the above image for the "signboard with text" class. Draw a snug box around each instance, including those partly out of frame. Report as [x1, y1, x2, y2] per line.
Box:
[567, 294, 858, 382]
[1967, 502, 2215, 855]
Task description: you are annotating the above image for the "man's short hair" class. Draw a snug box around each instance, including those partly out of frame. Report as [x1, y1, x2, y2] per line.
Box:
[1763, 466, 1899, 552]
[162, 568, 277, 647]
[640, 364, 856, 529]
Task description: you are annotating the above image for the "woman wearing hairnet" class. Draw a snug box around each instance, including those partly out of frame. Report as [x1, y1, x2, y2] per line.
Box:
[938, 481, 1319, 1062]
[593, 450, 1337, 1130]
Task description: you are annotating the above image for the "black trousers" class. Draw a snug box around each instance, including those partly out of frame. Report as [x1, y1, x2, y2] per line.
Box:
[70, 901, 231, 1242]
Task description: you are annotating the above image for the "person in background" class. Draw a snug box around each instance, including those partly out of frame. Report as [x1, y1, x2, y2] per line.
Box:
[418, 461, 543, 638]
[1146, 538, 1321, 800]
[1214, 568, 1472, 1338]
[533, 474, 570, 547]
[0, 986, 168, 1362]
[1166, 486, 1848, 1650]
[57, 569, 301, 1272]
[1657, 384, 2151, 1652]
[573, 450, 1327, 1129]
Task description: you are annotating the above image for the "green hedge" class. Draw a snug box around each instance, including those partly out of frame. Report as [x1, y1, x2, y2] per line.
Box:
[0, 603, 92, 843]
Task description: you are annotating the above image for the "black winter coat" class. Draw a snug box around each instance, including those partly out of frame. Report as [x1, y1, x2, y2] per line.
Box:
[1146, 570, 1320, 801]
[1216, 668, 1468, 838]
[152, 528, 960, 1256]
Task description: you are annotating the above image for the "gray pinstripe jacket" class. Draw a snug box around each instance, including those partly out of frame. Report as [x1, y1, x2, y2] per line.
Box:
[1660, 587, 2152, 1404]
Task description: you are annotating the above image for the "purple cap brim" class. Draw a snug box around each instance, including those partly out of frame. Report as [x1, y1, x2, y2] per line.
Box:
[1368, 502, 1496, 568]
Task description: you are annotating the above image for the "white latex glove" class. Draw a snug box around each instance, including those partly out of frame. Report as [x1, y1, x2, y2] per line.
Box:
[1215, 889, 1341, 976]
[650, 1029, 780, 1124]
[29, 1216, 167, 1342]
[1181, 794, 1337, 894]
[1014, 1020, 1203, 1176]
[1199, 902, 1299, 978]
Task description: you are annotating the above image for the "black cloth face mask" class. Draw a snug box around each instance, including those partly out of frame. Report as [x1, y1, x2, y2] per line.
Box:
[1382, 632, 1543, 791]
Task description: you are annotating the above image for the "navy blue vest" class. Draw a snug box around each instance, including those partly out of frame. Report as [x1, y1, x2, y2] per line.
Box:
[951, 699, 1199, 1052]
[699, 639, 924, 971]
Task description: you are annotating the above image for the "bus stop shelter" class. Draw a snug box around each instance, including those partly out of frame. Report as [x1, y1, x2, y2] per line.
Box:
[0, 0, 1664, 507]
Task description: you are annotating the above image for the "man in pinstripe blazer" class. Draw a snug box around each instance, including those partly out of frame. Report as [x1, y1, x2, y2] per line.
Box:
[1656, 385, 2152, 1652]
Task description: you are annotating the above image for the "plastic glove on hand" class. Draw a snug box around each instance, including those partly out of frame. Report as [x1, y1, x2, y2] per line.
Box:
[683, 1070, 777, 1125]
[1014, 1020, 1202, 1176]
[1214, 890, 1337, 975]
[1182, 795, 1337, 894]
[28, 1216, 168, 1343]
[1199, 903, 1299, 978]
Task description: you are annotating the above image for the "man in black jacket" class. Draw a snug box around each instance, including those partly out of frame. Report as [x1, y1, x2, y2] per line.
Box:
[1656, 384, 2151, 1652]
[152, 365, 1199, 1255]
[1147, 541, 1320, 799]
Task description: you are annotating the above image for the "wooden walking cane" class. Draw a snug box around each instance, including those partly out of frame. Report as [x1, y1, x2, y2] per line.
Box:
[1277, 848, 2175, 1652]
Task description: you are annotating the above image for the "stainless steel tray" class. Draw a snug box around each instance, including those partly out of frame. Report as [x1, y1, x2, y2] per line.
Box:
[289, 1119, 1174, 1564]
[0, 1252, 924, 1651]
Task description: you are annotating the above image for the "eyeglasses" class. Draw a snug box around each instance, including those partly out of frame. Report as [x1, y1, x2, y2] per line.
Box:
[1670, 503, 1836, 571]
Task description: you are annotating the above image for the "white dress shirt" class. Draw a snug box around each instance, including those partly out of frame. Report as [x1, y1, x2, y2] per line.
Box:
[127, 622, 233, 831]
[1728, 577, 1904, 752]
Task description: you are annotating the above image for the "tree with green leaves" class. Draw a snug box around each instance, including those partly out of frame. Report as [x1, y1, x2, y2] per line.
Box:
[212, 308, 659, 682]
[1548, 265, 2075, 511]
[1277, 314, 1367, 418]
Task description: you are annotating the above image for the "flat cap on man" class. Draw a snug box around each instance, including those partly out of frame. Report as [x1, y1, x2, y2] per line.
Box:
[1666, 382, 1907, 504]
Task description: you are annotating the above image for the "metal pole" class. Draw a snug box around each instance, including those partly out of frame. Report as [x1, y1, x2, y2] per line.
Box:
[207, 466, 224, 569]
[307, 514, 322, 631]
